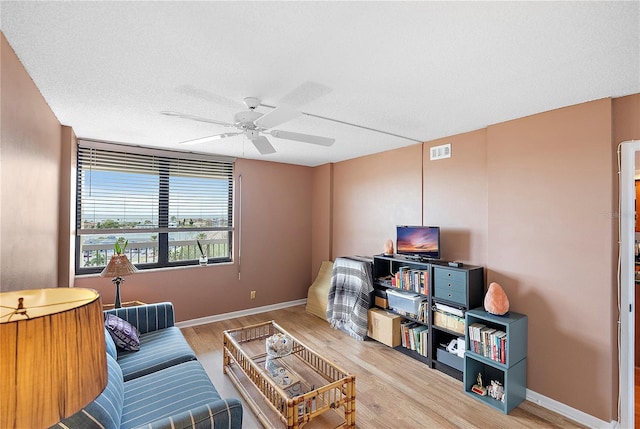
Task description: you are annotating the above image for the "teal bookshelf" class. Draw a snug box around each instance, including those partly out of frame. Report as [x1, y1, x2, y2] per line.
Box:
[463, 308, 528, 414]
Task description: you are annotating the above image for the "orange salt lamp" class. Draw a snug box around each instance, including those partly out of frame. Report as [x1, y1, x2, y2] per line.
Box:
[384, 239, 394, 255]
[484, 282, 509, 315]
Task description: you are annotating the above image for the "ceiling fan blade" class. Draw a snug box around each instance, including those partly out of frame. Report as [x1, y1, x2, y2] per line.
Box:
[175, 85, 244, 109]
[251, 135, 276, 155]
[269, 130, 335, 146]
[161, 111, 235, 127]
[180, 132, 241, 145]
[254, 105, 300, 129]
[278, 81, 332, 108]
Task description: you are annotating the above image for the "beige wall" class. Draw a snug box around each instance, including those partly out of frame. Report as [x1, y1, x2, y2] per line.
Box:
[332, 144, 423, 257]
[75, 158, 313, 322]
[487, 99, 614, 420]
[58, 126, 77, 288]
[424, 129, 488, 266]
[324, 97, 640, 421]
[1, 33, 62, 292]
[311, 163, 332, 277]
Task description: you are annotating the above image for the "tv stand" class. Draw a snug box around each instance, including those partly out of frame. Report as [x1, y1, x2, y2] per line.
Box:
[396, 254, 447, 265]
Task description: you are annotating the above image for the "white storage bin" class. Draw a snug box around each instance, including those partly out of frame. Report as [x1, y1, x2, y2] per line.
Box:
[386, 289, 424, 315]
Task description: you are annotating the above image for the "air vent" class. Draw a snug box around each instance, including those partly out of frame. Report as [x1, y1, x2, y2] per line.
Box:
[430, 144, 451, 160]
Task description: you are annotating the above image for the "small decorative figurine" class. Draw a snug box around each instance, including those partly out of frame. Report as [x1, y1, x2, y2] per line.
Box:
[471, 373, 487, 396]
[487, 380, 505, 402]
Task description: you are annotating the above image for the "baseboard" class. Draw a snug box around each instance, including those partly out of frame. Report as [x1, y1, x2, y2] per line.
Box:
[526, 389, 617, 429]
[175, 298, 307, 328]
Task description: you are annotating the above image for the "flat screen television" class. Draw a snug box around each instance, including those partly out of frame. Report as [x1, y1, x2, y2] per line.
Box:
[396, 225, 441, 259]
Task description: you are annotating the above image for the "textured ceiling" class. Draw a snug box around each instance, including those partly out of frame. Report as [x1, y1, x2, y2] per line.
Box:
[1, 1, 639, 166]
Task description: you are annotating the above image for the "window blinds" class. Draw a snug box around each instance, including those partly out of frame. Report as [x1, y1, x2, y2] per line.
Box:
[76, 142, 234, 234]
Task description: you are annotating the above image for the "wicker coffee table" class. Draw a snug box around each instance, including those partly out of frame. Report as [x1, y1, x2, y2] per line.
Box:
[223, 321, 356, 429]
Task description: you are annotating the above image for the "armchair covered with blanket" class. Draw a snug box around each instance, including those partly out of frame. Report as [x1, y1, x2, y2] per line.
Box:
[326, 257, 374, 340]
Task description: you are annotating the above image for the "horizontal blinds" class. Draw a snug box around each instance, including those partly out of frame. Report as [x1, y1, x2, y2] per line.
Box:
[77, 144, 233, 234]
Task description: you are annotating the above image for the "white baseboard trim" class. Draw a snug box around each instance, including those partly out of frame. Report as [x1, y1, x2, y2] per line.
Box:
[526, 389, 617, 429]
[175, 299, 307, 328]
[177, 301, 616, 428]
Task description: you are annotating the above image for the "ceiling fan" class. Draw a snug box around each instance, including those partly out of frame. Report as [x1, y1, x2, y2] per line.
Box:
[162, 97, 335, 155]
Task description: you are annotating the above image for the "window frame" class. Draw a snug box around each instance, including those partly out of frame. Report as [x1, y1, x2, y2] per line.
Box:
[75, 140, 235, 274]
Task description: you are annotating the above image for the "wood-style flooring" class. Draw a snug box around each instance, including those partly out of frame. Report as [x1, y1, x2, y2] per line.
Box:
[181, 304, 587, 429]
[636, 367, 640, 425]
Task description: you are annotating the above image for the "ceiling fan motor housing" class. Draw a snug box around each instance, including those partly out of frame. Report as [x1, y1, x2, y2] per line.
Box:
[233, 109, 263, 126]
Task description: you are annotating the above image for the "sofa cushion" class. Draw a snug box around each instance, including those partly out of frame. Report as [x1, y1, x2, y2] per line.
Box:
[104, 302, 175, 334]
[105, 313, 141, 351]
[120, 360, 224, 429]
[50, 354, 124, 429]
[117, 326, 197, 381]
[105, 327, 118, 359]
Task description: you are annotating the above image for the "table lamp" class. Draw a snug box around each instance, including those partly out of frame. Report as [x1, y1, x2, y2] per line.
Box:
[101, 252, 138, 308]
[0, 288, 108, 429]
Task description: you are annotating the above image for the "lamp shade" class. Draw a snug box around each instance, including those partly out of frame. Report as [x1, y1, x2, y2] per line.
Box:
[0, 288, 107, 429]
[100, 254, 138, 278]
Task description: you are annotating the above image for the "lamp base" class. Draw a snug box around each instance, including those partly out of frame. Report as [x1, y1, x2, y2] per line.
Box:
[112, 277, 124, 309]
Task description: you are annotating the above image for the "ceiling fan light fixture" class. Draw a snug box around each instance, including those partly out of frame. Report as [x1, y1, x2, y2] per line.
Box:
[245, 129, 259, 141]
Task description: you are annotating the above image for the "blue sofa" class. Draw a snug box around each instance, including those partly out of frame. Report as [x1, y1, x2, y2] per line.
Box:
[51, 302, 243, 429]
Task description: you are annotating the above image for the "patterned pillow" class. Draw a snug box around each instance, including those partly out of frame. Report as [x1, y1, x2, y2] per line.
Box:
[104, 314, 140, 351]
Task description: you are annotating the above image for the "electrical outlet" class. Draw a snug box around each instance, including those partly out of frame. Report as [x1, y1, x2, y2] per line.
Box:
[250, 290, 256, 300]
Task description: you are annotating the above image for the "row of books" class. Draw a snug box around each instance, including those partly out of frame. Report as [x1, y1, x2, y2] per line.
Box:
[400, 320, 428, 357]
[395, 266, 428, 295]
[393, 300, 429, 323]
[468, 323, 507, 364]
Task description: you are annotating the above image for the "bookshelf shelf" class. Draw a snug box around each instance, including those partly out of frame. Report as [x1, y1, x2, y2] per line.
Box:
[464, 308, 528, 414]
[371, 255, 484, 381]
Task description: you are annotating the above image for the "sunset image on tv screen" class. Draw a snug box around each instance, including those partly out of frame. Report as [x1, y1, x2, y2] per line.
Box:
[397, 228, 438, 253]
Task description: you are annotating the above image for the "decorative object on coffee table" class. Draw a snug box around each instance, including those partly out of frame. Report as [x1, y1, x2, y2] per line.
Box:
[266, 332, 293, 358]
[484, 281, 509, 315]
[101, 240, 138, 308]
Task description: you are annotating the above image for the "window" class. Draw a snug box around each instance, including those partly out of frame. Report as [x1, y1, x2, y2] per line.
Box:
[76, 140, 234, 274]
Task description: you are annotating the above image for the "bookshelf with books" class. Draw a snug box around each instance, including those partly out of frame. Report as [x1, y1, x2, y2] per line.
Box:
[464, 308, 528, 414]
[372, 255, 432, 364]
[372, 255, 485, 380]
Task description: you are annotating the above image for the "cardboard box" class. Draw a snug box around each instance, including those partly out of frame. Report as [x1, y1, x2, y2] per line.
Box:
[433, 309, 465, 335]
[368, 308, 402, 347]
[374, 295, 388, 309]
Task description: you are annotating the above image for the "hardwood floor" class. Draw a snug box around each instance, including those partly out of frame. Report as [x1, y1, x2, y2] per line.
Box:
[181, 305, 587, 429]
[636, 367, 639, 425]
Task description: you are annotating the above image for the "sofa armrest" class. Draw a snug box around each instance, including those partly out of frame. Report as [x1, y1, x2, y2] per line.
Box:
[135, 398, 243, 429]
[104, 302, 175, 334]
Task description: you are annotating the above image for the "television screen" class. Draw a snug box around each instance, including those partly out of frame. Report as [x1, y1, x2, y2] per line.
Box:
[396, 225, 440, 259]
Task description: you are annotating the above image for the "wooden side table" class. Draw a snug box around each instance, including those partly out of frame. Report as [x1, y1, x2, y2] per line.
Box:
[102, 300, 145, 310]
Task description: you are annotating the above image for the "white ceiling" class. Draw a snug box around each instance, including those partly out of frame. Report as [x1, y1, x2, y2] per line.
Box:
[1, 1, 639, 167]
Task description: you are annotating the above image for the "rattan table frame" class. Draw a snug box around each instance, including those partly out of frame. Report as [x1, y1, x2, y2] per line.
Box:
[223, 320, 356, 429]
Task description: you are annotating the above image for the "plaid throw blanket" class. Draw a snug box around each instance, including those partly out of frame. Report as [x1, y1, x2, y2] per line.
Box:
[326, 257, 374, 340]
